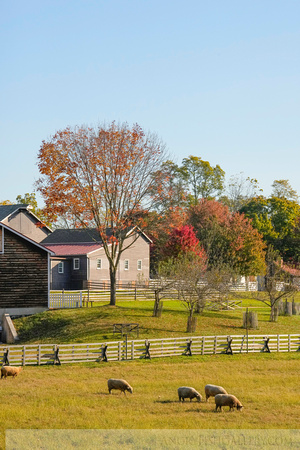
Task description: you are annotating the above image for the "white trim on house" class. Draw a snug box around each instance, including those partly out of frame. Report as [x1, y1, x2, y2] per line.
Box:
[73, 258, 80, 270]
[0, 227, 4, 254]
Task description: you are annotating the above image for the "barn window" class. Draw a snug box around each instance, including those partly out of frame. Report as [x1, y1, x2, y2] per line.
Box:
[97, 258, 102, 269]
[58, 262, 64, 274]
[73, 258, 80, 270]
[124, 259, 129, 270]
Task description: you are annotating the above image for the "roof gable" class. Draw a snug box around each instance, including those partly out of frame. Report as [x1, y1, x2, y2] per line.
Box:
[0, 223, 54, 255]
[0, 203, 52, 233]
[0, 204, 28, 221]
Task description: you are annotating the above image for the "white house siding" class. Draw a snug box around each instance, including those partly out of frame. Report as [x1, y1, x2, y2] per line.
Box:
[117, 234, 150, 283]
[88, 234, 150, 285]
[88, 248, 110, 284]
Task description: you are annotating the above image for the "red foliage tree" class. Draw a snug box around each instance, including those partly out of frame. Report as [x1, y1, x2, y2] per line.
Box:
[163, 225, 207, 262]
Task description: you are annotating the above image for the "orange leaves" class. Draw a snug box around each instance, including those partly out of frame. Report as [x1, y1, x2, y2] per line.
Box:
[37, 121, 167, 261]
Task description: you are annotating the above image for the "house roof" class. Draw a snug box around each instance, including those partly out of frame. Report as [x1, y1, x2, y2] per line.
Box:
[0, 204, 28, 221]
[41, 228, 102, 244]
[0, 222, 54, 255]
[41, 227, 152, 245]
[43, 243, 102, 256]
[0, 203, 52, 232]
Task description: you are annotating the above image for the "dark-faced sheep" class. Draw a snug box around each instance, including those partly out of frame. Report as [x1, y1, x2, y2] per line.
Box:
[1, 366, 22, 379]
[107, 378, 133, 395]
[178, 386, 202, 402]
[215, 394, 243, 411]
[204, 384, 227, 402]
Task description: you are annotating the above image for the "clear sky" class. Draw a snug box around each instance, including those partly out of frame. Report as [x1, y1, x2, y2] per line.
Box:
[1, 0, 300, 205]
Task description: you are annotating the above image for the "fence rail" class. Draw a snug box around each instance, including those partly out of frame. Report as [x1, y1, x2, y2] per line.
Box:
[1, 334, 299, 366]
[49, 289, 156, 308]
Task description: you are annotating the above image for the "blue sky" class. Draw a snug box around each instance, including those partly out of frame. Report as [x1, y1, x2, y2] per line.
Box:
[1, 0, 300, 205]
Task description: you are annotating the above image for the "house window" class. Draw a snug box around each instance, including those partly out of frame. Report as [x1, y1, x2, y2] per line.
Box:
[97, 258, 102, 269]
[58, 262, 64, 274]
[137, 260, 142, 270]
[73, 258, 80, 270]
[124, 259, 129, 270]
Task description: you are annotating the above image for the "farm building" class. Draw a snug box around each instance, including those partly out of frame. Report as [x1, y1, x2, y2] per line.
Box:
[0, 222, 53, 317]
[41, 227, 152, 290]
[0, 203, 52, 243]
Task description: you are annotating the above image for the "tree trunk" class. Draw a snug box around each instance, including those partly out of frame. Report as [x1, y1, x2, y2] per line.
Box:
[153, 291, 161, 317]
[109, 266, 117, 306]
[186, 316, 197, 333]
[269, 305, 278, 322]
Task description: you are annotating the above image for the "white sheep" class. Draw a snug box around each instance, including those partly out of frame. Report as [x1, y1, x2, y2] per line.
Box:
[178, 386, 202, 402]
[204, 384, 227, 402]
[107, 378, 133, 395]
[1, 366, 23, 379]
[215, 394, 243, 412]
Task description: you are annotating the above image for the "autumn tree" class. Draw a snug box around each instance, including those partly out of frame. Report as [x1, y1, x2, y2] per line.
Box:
[37, 122, 167, 305]
[271, 179, 298, 202]
[189, 199, 266, 275]
[162, 225, 206, 260]
[144, 207, 188, 275]
[150, 226, 207, 317]
[221, 172, 263, 212]
[150, 160, 187, 211]
[240, 195, 300, 262]
[180, 155, 225, 204]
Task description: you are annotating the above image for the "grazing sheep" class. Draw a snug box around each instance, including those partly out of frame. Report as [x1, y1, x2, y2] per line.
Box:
[178, 386, 202, 402]
[1, 366, 22, 379]
[107, 378, 133, 395]
[204, 384, 227, 402]
[215, 394, 243, 412]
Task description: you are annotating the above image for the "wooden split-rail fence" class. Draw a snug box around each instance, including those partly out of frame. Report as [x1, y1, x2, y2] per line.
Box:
[0, 334, 299, 367]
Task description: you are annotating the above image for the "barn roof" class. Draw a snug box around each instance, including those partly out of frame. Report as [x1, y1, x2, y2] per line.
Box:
[43, 243, 102, 256]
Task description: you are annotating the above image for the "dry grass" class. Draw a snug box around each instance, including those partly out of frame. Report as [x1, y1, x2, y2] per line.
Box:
[0, 352, 299, 448]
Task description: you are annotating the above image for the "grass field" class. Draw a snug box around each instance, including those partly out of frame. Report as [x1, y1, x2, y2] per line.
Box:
[0, 353, 299, 448]
[2, 298, 299, 449]
[13, 298, 300, 344]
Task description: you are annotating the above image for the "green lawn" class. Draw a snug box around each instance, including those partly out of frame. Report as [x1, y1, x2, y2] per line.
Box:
[13, 298, 300, 344]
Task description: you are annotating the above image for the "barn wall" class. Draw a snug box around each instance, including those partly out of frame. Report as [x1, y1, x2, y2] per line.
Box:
[0, 228, 49, 312]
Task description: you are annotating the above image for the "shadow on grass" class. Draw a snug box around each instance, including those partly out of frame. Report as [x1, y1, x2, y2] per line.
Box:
[16, 313, 71, 343]
[154, 400, 178, 404]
